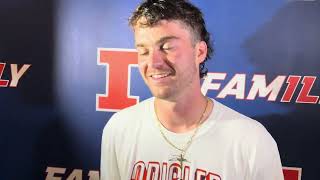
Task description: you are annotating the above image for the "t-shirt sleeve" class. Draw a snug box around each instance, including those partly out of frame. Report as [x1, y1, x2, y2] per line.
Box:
[100, 116, 121, 180]
[246, 122, 284, 180]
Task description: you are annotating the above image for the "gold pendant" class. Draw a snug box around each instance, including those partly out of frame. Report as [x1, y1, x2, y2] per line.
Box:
[169, 153, 190, 180]
[169, 153, 190, 168]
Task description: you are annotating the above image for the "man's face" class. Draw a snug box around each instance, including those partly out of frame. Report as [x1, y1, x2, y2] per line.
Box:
[134, 19, 206, 100]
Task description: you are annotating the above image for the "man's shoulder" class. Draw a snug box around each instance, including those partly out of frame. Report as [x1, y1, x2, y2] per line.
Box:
[214, 100, 256, 123]
[104, 97, 153, 130]
[113, 97, 153, 118]
[213, 100, 270, 137]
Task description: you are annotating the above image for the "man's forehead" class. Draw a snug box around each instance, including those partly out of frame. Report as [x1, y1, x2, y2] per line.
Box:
[133, 18, 188, 31]
[133, 18, 196, 46]
[135, 35, 180, 47]
[135, 16, 149, 27]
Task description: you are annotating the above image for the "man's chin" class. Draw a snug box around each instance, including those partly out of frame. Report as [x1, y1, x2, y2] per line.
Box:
[147, 85, 178, 100]
[151, 90, 173, 100]
[152, 93, 170, 99]
[152, 91, 180, 102]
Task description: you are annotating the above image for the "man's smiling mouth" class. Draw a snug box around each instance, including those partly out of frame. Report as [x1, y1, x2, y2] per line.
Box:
[150, 73, 171, 79]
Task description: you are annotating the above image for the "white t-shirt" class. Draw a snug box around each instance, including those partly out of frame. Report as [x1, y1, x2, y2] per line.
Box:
[101, 98, 284, 180]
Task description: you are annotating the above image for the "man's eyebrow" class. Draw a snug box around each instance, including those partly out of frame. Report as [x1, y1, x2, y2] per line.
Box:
[156, 36, 180, 45]
[135, 36, 180, 47]
[136, 44, 145, 48]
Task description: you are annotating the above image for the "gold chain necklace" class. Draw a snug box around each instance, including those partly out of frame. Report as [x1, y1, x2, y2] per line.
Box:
[154, 98, 210, 168]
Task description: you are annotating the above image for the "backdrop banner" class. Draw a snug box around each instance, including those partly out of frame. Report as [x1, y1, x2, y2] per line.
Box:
[1, 0, 319, 179]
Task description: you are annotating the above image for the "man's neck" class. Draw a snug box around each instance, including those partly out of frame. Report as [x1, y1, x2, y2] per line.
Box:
[154, 92, 212, 133]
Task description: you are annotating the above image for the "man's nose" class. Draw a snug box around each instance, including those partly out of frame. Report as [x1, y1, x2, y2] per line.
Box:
[149, 49, 165, 68]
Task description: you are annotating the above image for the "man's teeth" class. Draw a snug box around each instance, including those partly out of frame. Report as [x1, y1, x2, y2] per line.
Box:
[151, 73, 170, 78]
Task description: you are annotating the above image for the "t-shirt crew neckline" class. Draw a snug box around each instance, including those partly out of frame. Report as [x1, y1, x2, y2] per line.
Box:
[148, 97, 219, 140]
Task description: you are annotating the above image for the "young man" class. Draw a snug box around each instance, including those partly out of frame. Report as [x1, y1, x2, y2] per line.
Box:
[101, 0, 284, 179]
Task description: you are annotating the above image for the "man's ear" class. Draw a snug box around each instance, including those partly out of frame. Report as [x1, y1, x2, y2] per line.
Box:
[196, 41, 208, 64]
